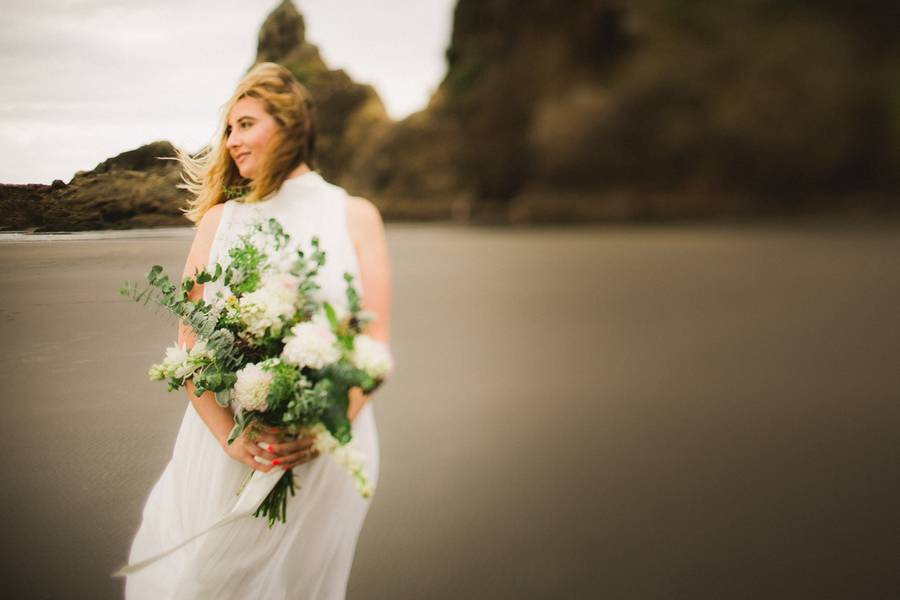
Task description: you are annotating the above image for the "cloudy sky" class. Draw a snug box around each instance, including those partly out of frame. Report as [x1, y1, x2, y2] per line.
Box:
[0, 0, 455, 184]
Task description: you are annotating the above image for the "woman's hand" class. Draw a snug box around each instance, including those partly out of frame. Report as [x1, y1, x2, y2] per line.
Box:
[265, 431, 320, 471]
[223, 425, 319, 472]
[223, 425, 284, 472]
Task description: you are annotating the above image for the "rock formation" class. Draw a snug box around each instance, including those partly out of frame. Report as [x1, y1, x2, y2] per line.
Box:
[0, 141, 189, 231]
[3, 0, 897, 230]
[252, 0, 392, 186]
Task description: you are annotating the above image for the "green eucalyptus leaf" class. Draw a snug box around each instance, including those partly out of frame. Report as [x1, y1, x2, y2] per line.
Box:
[215, 389, 231, 408]
[323, 302, 339, 331]
[227, 421, 243, 445]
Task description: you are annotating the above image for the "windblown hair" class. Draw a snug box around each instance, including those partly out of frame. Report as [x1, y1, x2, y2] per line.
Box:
[177, 62, 317, 223]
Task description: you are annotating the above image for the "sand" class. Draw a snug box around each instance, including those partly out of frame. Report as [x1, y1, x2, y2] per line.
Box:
[1, 217, 898, 599]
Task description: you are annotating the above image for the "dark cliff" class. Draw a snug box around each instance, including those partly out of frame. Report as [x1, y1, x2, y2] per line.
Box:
[3, 0, 897, 230]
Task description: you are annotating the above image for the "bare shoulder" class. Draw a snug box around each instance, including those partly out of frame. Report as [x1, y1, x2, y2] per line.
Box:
[345, 196, 384, 244]
[197, 202, 226, 231]
[183, 203, 226, 274]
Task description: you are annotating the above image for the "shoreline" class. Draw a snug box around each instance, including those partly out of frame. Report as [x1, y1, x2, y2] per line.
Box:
[2, 211, 899, 243]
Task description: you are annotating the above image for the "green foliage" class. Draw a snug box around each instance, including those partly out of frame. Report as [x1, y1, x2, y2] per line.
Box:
[223, 185, 248, 200]
[254, 470, 296, 527]
[322, 400, 352, 445]
[266, 361, 303, 411]
[121, 214, 380, 525]
[227, 409, 254, 445]
[119, 264, 244, 372]
[343, 272, 364, 317]
[224, 242, 265, 295]
[282, 377, 332, 425]
[193, 363, 237, 397]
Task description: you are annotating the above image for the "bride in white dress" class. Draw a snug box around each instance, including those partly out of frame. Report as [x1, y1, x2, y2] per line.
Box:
[124, 63, 392, 599]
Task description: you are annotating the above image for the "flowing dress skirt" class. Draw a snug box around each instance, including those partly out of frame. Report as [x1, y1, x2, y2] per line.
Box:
[125, 400, 379, 599]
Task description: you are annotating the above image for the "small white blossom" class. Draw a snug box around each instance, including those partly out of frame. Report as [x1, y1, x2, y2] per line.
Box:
[150, 341, 213, 382]
[189, 339, 214, 360]
[164, 344, 189, 366]
[233, 362, 274, 412]
[208, 294, 230, 321]
[268, 242, 302, 274]
[239, 273, 300, 337]
[281, 321, 341, 369]
[248, 230, 278, 257]
[351, 335, 394, 380]
[305, 424, 374, 498]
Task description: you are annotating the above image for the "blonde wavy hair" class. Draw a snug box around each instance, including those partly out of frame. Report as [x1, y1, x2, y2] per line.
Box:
[177, 62, 317, 223]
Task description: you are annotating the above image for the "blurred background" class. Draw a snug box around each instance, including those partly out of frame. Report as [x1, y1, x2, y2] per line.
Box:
[2, 0, 897, 227]
[1, 1, 898, 598]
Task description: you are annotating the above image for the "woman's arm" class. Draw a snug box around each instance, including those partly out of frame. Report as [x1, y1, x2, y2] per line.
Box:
[177, 204, 232, 445]
[178, 204, 287, 471]
[346, 196, 392, 422]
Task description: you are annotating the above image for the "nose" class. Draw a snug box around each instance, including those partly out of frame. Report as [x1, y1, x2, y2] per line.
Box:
[226, 127, 240, 152]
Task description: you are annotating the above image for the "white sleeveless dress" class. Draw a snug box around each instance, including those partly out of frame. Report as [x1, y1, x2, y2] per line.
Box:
[125, 171, 380, 600]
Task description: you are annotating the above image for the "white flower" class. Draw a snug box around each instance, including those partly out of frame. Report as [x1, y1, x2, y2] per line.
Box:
[148, 363, 166, 380]
[209, 294, 230, 321]
[351, 335, 394, 380]
[152, 341, 212, 381]
[281, 321, 341, 369]
[173, 360, 200, 380]
[189, 339, 213, 360]
[233, 362, 274, 412]
[239, 273, 300, 337]
[302, 424, 374, 498]
[164, 344, 189, 366]
[268, 242, 302, 274]
[248, 230, 278, 256]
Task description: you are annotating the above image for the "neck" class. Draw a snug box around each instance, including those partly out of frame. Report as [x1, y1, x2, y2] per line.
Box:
[286, 162, 311, 180]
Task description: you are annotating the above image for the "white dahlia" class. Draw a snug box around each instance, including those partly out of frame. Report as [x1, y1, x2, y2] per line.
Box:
[233, 362, 274, 412]
[351, 335, 394, 380]
[281, 321, 341, 369]
[238, 273, 300, 337]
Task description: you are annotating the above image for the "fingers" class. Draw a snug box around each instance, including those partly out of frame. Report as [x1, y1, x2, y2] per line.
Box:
[241, 438, 277, 472]
[248, 441, 278, 462]
[250, 455, 275, 472]
[268, 435, 316, 457]
[229, 428, 321, 472]
[277, 446, 321, 470]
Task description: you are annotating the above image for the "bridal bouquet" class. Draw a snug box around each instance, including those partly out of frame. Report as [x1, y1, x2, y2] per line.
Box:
[120, 217, 392, 526]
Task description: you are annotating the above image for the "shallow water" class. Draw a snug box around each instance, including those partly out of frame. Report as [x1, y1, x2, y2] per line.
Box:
[1, 218, 898, 599]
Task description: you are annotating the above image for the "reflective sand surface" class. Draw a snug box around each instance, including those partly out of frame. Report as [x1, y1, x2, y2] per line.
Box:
[1, 218, 898, 599]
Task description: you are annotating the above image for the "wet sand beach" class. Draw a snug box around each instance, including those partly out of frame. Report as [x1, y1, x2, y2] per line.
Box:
[1, 217, 899, 599]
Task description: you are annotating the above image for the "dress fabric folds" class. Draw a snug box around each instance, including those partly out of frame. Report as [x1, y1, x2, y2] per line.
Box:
[125, 172, 379, 600]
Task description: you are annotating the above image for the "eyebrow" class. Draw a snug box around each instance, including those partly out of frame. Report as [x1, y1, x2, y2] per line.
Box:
[226, 115, 257, 127]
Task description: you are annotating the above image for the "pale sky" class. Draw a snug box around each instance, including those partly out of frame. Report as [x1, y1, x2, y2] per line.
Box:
[0, 0, 455, 184]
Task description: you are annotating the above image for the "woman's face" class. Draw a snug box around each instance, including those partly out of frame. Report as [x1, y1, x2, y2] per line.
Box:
[225, 96, 279, 180]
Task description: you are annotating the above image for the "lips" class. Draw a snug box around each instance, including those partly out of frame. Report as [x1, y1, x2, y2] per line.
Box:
[234, 151, 250, 163]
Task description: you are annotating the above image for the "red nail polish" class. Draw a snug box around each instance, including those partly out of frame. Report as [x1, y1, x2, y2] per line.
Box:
[272, 459, 280, 466]
[267, 445, 274, 452]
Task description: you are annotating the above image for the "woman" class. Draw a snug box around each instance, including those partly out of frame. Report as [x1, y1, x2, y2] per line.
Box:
[124, 62, 392, 599]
